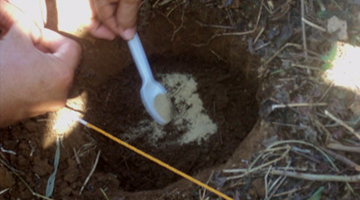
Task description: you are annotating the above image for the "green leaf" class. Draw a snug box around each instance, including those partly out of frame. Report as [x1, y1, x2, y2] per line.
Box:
[46, 137, 61, 197]
[306, 186, 325, 200]
[321, 44, 338, 71]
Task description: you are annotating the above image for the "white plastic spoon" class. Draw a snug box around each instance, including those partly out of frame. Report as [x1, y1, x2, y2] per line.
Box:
[127, 33, 171, 125]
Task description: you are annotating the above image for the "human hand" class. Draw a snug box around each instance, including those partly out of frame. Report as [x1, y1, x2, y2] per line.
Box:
[89, 0, 141, 40]
[0, 1, 81, 127]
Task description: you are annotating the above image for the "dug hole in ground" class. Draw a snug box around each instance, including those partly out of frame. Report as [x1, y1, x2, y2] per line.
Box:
[0, 1, 262, 199]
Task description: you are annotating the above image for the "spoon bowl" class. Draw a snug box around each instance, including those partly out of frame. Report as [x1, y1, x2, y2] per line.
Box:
[128, 33, 171, 125]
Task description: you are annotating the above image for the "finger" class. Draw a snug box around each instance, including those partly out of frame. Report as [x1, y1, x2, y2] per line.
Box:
[39, 29, 81, 69]
[116, 0, 140, 29]
[87, 19, 116, 40]
[92, 0, 118, 33]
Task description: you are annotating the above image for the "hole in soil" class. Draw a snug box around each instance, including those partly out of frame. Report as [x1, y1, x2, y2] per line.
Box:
[85, 53, 259, 192]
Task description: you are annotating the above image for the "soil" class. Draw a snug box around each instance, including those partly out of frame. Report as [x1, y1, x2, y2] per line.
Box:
[0, 1, 261, 200]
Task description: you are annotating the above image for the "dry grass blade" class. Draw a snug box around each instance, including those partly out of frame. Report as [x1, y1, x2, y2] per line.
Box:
[79, 150, 101, 195]
[0, 188, 9, 195]
[269, 170, 360, 182]
[301, 0, 308, 59]
[271, 102, 327, 111]
[321, 147, 360, 171]
[327, 142, 360, 154]
[325, 110, 360, 141]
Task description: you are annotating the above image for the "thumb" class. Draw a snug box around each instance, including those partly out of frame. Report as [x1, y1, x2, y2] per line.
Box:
[39, 29, 81, 70]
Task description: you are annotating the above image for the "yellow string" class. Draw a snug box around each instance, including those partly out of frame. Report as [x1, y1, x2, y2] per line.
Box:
[80, 119, 233, 200]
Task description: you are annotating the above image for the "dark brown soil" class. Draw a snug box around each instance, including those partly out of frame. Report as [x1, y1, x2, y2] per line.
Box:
[0, 1, 261, 199]
[85, 53, 258, 192]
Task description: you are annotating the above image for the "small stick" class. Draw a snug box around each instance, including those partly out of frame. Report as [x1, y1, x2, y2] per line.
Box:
[79, 150, 101, 195]
[300, 0, 308, 59]
[225, 167, 360, 182]
[291, 63, 322, 71]
[166, 0, 185, 17]
[271, 102, 327, 111]
[321, 147, 360, 171]
[171, 1, 185, 41]
[266, 140, 338, 170]
[226, 146, 291, 181]
[302, 17, 327, 32]
[325, 110, 360, 141]
[0, 188, 9, 195]
[270, 170, 360, 182]
[195, 20, 236, 29]
[100, 188, 110, 200]
[264, 166, 272, 200]
[268, 176, 287, 200]
[263, 43, 303, 66]
[327, 142, 360, 154]
[253, 27, 265, 45]
[73, 148, 82, 169]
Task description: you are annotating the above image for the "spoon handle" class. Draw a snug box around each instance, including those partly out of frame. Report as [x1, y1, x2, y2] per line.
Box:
[127, 33, 154, 83]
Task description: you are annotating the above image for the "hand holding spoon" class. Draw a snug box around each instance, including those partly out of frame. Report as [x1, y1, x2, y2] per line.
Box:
[127, 33, 172, 125]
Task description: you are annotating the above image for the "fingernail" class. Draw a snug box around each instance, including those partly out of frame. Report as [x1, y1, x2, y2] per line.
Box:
[119, 28, 136, 41]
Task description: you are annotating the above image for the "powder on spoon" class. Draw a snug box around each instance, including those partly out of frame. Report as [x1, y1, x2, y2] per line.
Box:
[154, 94, 173, 124]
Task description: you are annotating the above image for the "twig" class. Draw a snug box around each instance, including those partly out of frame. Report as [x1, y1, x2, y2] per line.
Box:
[100, 188, 110, 200]
[195, 20, 236, 29]
[302, 18, 327, 32]
[225, 145, 291, 180]
[321, 147, 360, 171]
[266, 140, 338, 170]
[253, 27, 265, 46]
[264, 166, 272, 200]
[268, 176, 287, 200]
[300, 0, 308, 59]
[270, 169, 360, 182]
[171, 1, 186, 42]
[0, 145, 16, 155]
[210, 49, 226, 62]
[327, 142, 360, 154]
[79, 150, 101, 195]
[225, 167, 360, 182]
[166, 0, 185, 17]
[314, 119, 332, 143]
[271, 102, 327, 111]
[325, 110, 360, 141]
[73, 147, 82, 169]
[291, 63, 322, 71]
[272, 186, 308, 198]
[0, 188, 9, 195]
[263, 43, 303, 66]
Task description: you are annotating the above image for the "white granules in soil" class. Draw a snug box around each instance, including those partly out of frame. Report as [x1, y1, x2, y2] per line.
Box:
[128, 73, 217, 145]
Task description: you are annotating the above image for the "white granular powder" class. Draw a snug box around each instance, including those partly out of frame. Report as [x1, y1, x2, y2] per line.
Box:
[129, 73, 217, 145]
